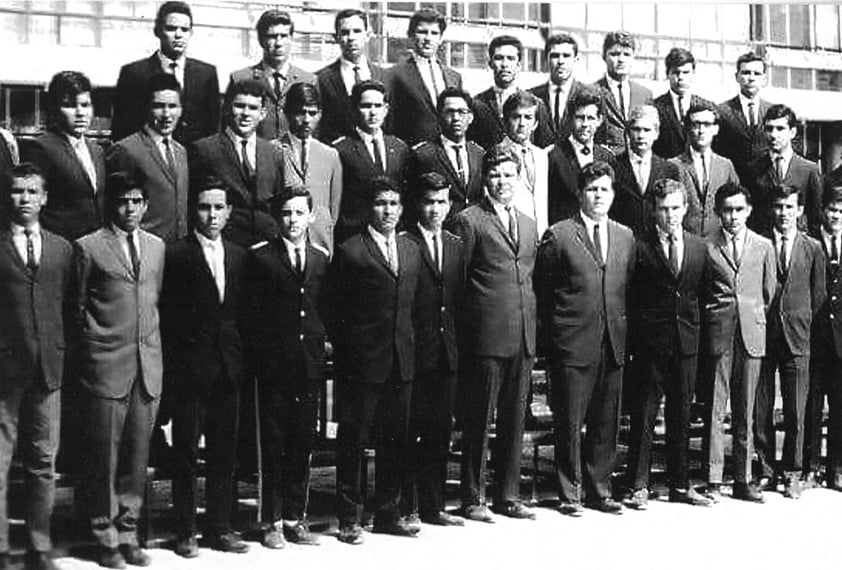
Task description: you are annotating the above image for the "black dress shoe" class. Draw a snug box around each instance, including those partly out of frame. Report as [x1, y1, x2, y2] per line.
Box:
[174, 536, 199, 558]
[732, 482, 765, 503]
[420, 511, 465, 526]
[372, 517, 420, 537]
[703, 483, 722, 503]
[668, 488, 712, 507]
[97, 547, 126, 569]
[119, 545, 150, 567]
[459, 504, 495, 523]
[206, 532, 249, 554]
[492, 502, 536, 520]
[558, 501, 584, 517]
[623, 488, 649, 511]
[337, 523, 364, 545]
[586, 497, 624, 515]
[402, 513, 422, 533]
[24, 551, 57, 570]
[284, 521, 320, 545]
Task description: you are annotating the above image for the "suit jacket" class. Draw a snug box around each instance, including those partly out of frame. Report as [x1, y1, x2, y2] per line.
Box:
[813, 238, 842, 359]
[327, 230, 420, 384]
[765, 231, 825, 356]
[498, 138, 550, 235]
[704, 229, 777, 358]
[189, 133, 284, 248]
[630, 229, 707, 356]
[535, 214, 635, 367]
[405, 226, 465, 375]
[315, 59, 385, 144]
[106, 129, 189, 243]
[466, 87, 554, 151]
[161, 234, 247, 394]
[277, 133, 342, 254]
[546, 138, 614, 224]
[528, 79, 584, 145]
[112, 54, 220, 145]
[746, 153, 823, 236]
[73, 226, 165, 399]
[670, 149, 739, 237]
[333, 132, 409, 243]
[246, 238, 330, 383]
[652, 92, 715, 159]
[0, 228, 72, 391]
[20, 131, 105, 241]
[712, 95, 771, 184]
[609, 151, 700, 235]
[453, 198, 538, 358]
[229, 63, 317, 140]
[385, 54, 462, 145]
[591, 77, 653, 154]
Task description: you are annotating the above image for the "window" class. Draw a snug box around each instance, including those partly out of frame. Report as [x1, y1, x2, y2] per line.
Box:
[468, 3, 499, 22]
[815, 5, 840, 50]
[467, 43, 486, 69]
[816, 69, 842, 92]
[449, 41, 465, 68]
[790, 67, 812, 90]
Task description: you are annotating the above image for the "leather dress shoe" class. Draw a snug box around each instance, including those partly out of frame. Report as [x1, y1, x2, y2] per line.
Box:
[732, 482, 765, 503]
[372, 517, 420, 537]
[492, 502, 536, 520]
[623, 488, 649, 511]
[174, 536, 199, 558]
[668, 488, 712, 507]
[703, 483, 722, 503]
[284, 521, 320, 545]
[586, 497, 623, 515]
[206, 532, 249, 553]
[402, 513, 422, 533]
[24, 551, 57, 570]
[261, 528, 286, 549]
[757, 475, 776, 492]
[337, 523, 364, 545]
[119, 545, 150, 567]
[459, 504, 495, 523]
[97, 547, 126, 569]
[782, 474, 802, 499]
[420, 511, 465, 526]
[558, 501, 584, 517]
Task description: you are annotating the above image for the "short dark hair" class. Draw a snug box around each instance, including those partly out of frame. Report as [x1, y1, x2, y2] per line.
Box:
[369, 175, 401, 204]
[822, 181, 842, 209]
[256, 9, 294, 36]
[602, 30, 635, 57]
[408, 8, 446, 36]
[351, 79, 388, 108]
[579, 160, 614, 192]
[665, 47, 695, 73]
[334, 8, 367, 34]
[106, 171, 147, 218]
[415, 171, 450, 200]
[647, 178, 687, 209]
[544, 32, 578, 57]
[1, 162, 45, 196]
[47, 71, 92, 126]
[770, 183, 804, 205]
[736, 51, 767, 73]
[284, 82, 322, 115]
[273, 184, 313, 213]
[146, 73, 182, 106]
[482, 143, 521, 179]
[193, 174, 231, 202]
[763, 104, 797, 129]
[437, 87, 472, 114]
[714, 181, 752, 212]
[502, 91, 539, 119]
[224, 78, 268, 107]
[154, 1, 192, 36]
[487, 35, 522, 61]
[569, 87, 602, 115]
[684, 101, 719, 127]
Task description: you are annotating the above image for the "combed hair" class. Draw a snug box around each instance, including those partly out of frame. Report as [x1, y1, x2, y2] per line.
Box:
[647, 178, 687, 208]
[482, 143, 521, 178]
[578, 160, 614, 192]
[602, 30, 635, 56]
[154, 1, 192, 35]
[284, 82, 322, 115]
[256, 9, 294, 36]
[351, 80, 389, 107]
[334, 8, 367, 34]
[408, 8, 446, 36]
[665, 47, 695, 73]
[487, 35, 522, 61]
[1, 162, 45, 195]
[544, 32, 578, 57]
[714, 181, 752, 212]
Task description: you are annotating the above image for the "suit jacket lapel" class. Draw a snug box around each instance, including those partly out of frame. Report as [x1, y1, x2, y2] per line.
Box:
[0, 231, 27, 273]
[572, 215, 602, 266]
[483, 199, 517, 252]
[105, 228, 134, 278]
[362, 230, 396, 278]
[434, 140, 463, 191]
[409, 226, 440, 279]
[714, 230, 738, 273]
[139, 130, 176, 184]
[408, 57, 436, 111]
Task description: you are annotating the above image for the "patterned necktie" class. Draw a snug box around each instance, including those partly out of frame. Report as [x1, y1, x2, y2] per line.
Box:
[593, 223, 603, 265]
[273, 71, 283, 101]
[127, 231, 140, 277]
[163, 137, 175, 173]
[506, 205, 518, 248]
[24, 228, 37, 272]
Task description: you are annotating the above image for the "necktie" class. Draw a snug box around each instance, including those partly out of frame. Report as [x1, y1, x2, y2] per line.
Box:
[775, 155, 785, 180]
[617, 83, 626, 120]
[211, 242, 225, 303]
[453, 144, 466, 186]
[432, 232, 441, 272]
[372, 135, 385, 172]
[273, 71, 283, 101]
[127, 231, 140, 277]
[163, 137, 175, 173]
[732, 235, 741, 266]
[748, 100, 756, 129]
[241, 139, 253, 180]
[581, 145, 591, 155]
[832, 237, 840, 268]
[668, 233, 679, 275]
[701, 156, 709, 189]
[635, 159, 645, 191]
[353, 65, 362, 86]
[553, 86, 562, 128]
[24, 229, 37, 272]
[300, 139, 309, 179]
[779, 235, 788, 277]
[295, 246, 303, 274]
[169, 61, 180, 85]
[593, 223, 603, 265]
[521, 148, 535, 191]
[387, 237, 398, 274]
[506, 206, 518, 248]
[677, 97, 685, 121]
[428, 58, 441, 99]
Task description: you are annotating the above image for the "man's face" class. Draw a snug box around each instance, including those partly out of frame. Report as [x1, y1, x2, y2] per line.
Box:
[489, 44, 520, 89]
[439, 96, 472, 141]
[418, 188, 450, 232]
[653, 191, 687, 236]
[736, 60, 766, 99]
[158, 12, 192, 59]
[580, 174, 614, 220]
[370, 190, 402, 235]
[335, 14, 368, 63]
[194, 189, 231, 241]
[765, 117, 796, 154]
[57, 92, 93, 138]
[259, 23, 293, 68]
[628, 116, 659, 156]
[148, 89, 182, 137]
[687, 109, 718, 151]
[289, 105, 321, 139]
[823, 201, 842, 237]
[484, 160, 519, 206]
[718, 193, 751, 236]
[356, 88, 388, 134]
[228, 93, 266, 138]
[547, 42, 577, 85]
[505, 105, 537, 145]
[113, 189, 147, 233]
[668, 62, 695, 97]
[603, 43, 634, 82]
[278, 195, 314, 244]
[772, 193, 802, 235]
[571, 104, 602, 146]
[411, 20, 442, 59]
[7, 175, 47, 227]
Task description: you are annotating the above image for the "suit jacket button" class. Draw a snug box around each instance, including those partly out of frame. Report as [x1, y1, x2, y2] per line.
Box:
[440, 306, 446, 312]
[300, 287, 305, 294]
[300, 310, 306, 317]
[299, 334, 304, 340]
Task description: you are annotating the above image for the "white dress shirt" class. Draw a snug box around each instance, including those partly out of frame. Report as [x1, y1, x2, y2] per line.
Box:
[340, 56, 372, 95]
[822, 227, 841, 264]
[282, 235, 307, 272]
[549, 79, 573, 124]
[630, 150, 652, 191]
[368, 225, 398, 272]
[605, 75, 629, 119]
[415, 53, 445, 104]
[417, 223, 442, 271]
[569, 135, 594, 168]
[442, 135, 468, 182]
[10, 222, 42, 266]
[769, 147, 794, 179]
[111, 225, 140, 268]
[226, 127, 257, 170]
[195, 230, 225, 302]
[773, 227, 797, 270]
[690, 147, 711, 188]
[657, 225, 684, 272]
[356, 127, 386, 168]
[158, 50, 186, 86]
[724, 227, 747, 262]
[738, 92, 760, 127]
[494, 85, 518, 116]
[65, 133, 97, 189]
[670, 90, 691, 121]
[580, 210, 608, 259]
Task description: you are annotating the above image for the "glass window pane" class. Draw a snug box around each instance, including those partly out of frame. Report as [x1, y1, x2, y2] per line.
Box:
[467, 43, 486, 68]
[689, 5, 719, 40]
[101, 18, 152, 50]
[790, 67, 812, 90]
[60, 16, 98, 47]
[556, 3, 586, 29]
[388, 3, 416, 14]
[8, 88, 39, 134]
[451, 3, 465, 20]
[789, 4, 810, 48]
[28, 14, 57, 45]
[502, 3, 525, 22]
[0, 13, 26, 44]
[769, 4, 786, 45]
[817, 69, 842, 92]
[815, 5, 840, 50]
[623, 3, 655, 35]
[771, 66, 788, 89]
[751, 4, 765, 42]
[450, 42, 465, 68]
[719, 4, 751, 43]
[586, 3, 621, 32]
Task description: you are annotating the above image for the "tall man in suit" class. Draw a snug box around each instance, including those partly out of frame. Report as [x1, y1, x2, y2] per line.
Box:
[385, 8, 462, 145]
[229, 10, 316, 140]
[536, 161, 635, 516]
[703, 182, 777, 503]
[73, 172, 166, 568]
[0, 163, 73, 570]
[316, 9, 384, 144]
[334, 80, 409, 243]
[106, 74, 189, 243]
[623, 179, 712, 510]
[190, 79, 285, 248]
[21, 71, 105, 242]
[592, 31, 653, 155]
[328, 177, 421, 544]
[529, 33, 583, 146]
[162, 180, 249, 557]
[454, 145, 538, 522]
[753, 184, 825, 498]
[653, 48, 715, 159]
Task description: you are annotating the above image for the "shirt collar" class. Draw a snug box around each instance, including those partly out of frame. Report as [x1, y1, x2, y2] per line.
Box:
[157, 50, 186, 70]
[63, 132, 86, 146]
[417, 222, 440, 241]
[769, 146, 794, 163]
[489, 196, 513, 215]
[689, 146, 711, 162]
[569, 135, 591, 153]
[10, 221, 40, 237]
[194, 230, 222, 249]
[281, 235, 305, 253]
[657, 224, 682, 243]
[111, 224, 130, 239]
[579, 210, 605, 231]
[262, 60, 290, 78]
[722, 226, 747, 243]
[441, 134, 465, 148]
[630, 150, 652, 163]
[226, 126, 255, 147]
[356, 126, 382, 142]
[367, 224, 394, 245]
[144, 125, 166, 145]
[774, 227, 797, 243]
[605, 74, 628, 90]
[341, 56, 368, 72]
[823, 227, 841, 244]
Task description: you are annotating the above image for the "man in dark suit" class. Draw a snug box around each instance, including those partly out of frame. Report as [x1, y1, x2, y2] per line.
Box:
[591, 31, 653, 155]
[536, 161, 635, 516]
[73, 172, 166, 568]
[399, 173, 465, 527]
[111, 1, 219, 145]
[753, 184, 825, 498]
[712, 52, 772, 186]
[529, 33, 583, 146]
[454, 145, 538, 522]
[228, 9, 316, 140]
[334, 80, 409, 244]
[623, 179, 712, 510]
[246, 187, 329, 549]
[316, 9, 385, 144]
[466, 35, 553, 151]
[385, 8, 462, 146]
[162, 180, 249, 557]
[106, 74, 189, 243]
[652, 48, 715, 160]
[746, 104, 822, 237]
[0, 164, 72, 570]
[21, 71, 105, 242]
[407, 88, 484, 225]
[328, 177, 421, 544]
[547, 87, 613, 225]
[189, 79, 285, 248]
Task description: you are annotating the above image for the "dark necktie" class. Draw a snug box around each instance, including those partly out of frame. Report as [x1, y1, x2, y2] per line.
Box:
[163, 137, 175, 173]
[353, 65, 362, 86]
[241, 140, 253, 180]
[127, 231, 140, 277]
[24, 229, 37, 272]
[553, 86, 562, 129]
[372, 135, 385, 172]
[748, 101, 756, 129]
[300, 139, 309, 179]
[668, 233, 679, 275]
[295, 246, 303, 274]
[506, 206, 518, 248]
[775, 155, 785, 180]
[432, 232, 441, 272]
[273, 71, 283, 101]
[617, 83, 626, 120]
[779, 235, 789, 278]
[593, 223, 603, 265]
[701, 156, 709, 189]
[453, 144, 466, 186]
[677, 97, 685, 121]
